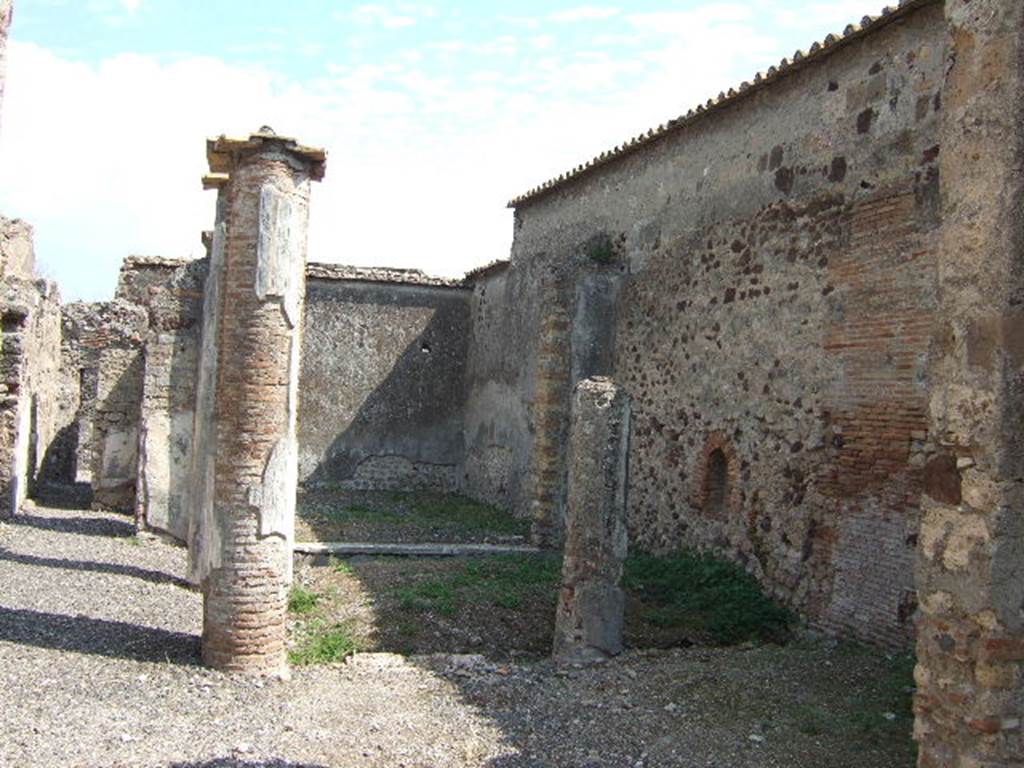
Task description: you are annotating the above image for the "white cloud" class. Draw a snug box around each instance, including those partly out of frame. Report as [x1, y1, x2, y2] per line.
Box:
[0, 0, 892, 301]
[549, 6, 621, 23]
[346, 5, 417, 29]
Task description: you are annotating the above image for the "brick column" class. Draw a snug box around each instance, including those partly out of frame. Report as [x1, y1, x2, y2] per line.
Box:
[914, 2, 1024, 765]
[553, 377, 630, 662]
[195, 128, 325, 675]
[528, 274, 573, 547]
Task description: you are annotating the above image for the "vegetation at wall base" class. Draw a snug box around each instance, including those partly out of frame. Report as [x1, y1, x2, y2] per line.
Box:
[623, 549, 796, 645]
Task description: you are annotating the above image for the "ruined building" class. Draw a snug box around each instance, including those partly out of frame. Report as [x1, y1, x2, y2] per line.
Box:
[1, 0, 1023, 764]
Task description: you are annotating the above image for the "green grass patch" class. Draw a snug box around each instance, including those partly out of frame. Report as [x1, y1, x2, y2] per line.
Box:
[287, 584, 321, 614]
[843, 648, 916, 744]
[396, 580, 457, 616]
[330, 557, 355, 576]
[289, 620, 361, 665]
[623, 549, 795, 645]
[393, 554, 562, 617]
[301, 491, 530, 540]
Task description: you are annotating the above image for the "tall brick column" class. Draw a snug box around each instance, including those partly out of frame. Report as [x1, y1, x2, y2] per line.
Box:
[193, 128, 325, 675]
[914, 2, 1024, 765]
[553, 377, 630, 662]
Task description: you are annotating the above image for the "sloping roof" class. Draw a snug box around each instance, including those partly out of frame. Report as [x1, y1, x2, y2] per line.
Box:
[508, 0, 936, 208]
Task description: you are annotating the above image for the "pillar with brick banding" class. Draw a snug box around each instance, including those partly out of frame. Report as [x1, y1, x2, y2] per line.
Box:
[195, 128, 325, 674]
[553, 376, 630, 662]
[913, 2, 1024, 764]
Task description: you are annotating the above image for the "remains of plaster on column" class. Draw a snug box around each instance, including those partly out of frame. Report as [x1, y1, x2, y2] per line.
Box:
[256, 184, 302, 328]
[259, 436, 297, 541]
[186, 218, 226, 585]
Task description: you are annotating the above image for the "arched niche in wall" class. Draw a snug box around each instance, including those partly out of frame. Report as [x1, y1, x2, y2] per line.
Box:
[695, 432, 740, 519]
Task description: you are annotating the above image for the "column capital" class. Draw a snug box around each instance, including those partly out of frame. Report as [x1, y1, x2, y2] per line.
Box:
[206, 126, 326, 181]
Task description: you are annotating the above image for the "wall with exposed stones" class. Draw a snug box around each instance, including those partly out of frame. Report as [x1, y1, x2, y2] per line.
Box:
[118, 257, 206, 540]
[0, 217, 35, 280]
[499, 0, 947, 645]
[299, 264, 471, 493]
[0, 276, 61, 515]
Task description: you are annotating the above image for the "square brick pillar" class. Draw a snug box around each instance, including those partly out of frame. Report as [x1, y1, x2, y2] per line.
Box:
[189, 128, 325, 675]
[915, 2, 1024, 765]
[553, 376, 630, 662]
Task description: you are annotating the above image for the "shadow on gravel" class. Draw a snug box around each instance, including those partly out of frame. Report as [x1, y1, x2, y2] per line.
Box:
[0, 549, 192, 589]
[0, 606, 200, 665]
[10, 511, 136, 538]
[169, 761, 329, 768]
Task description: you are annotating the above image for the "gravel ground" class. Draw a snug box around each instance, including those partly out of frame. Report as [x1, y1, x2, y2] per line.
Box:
[0, 502, 915, 768]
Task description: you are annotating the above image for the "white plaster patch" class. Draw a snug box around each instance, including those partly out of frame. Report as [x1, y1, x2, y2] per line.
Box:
[257, 183, 303, 327]
[259, 436, 297, 541]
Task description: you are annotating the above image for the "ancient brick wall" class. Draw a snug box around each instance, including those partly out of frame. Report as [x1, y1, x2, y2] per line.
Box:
[299, 264, 470, 493]
[504, 0, 947, 645]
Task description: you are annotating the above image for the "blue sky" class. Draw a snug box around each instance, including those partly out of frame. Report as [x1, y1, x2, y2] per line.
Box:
[2, 0, 888, 300]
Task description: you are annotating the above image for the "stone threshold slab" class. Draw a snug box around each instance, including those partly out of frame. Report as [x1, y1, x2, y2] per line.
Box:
[293, 541, 542, 557]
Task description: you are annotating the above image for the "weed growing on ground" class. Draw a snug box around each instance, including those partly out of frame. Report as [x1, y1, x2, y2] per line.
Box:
[330, 557, 354, 576]
[393, 554, 562, 617]
[289, 619, 361, 665]
[623, 549, 795, 644]
[288, 584, 320, 614]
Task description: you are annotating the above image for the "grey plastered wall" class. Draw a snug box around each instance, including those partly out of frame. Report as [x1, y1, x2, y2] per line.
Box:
[298, 274, 471, 491]
[503, 0, 946, 644]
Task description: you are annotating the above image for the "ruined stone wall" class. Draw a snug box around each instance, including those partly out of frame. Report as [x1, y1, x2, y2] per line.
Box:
[505, 0, 946, 645]
[118, 257, 206, 539]
[0, 217, 35, 281]
[88, 300, 147, 512]
[299, 265, 471, 492]
[0, 276, 61, 514]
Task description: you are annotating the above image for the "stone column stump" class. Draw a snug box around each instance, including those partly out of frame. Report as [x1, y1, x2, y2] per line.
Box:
[553, 376, 630, 662]
[191, 128, 325, 675]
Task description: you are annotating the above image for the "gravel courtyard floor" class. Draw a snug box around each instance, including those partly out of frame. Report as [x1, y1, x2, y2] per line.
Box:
[0, 502, 915, 768]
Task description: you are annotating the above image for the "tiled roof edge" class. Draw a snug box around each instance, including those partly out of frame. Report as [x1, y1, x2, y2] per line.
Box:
[306, 261, 470, 288]
[508, 0, 937, 208]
